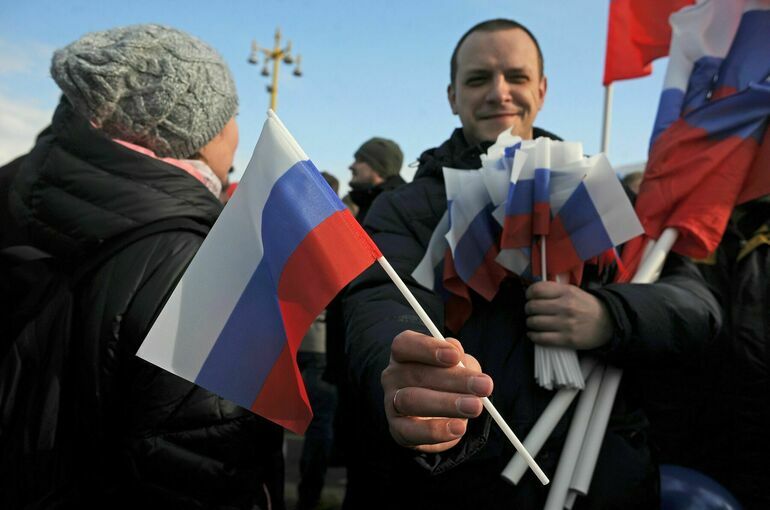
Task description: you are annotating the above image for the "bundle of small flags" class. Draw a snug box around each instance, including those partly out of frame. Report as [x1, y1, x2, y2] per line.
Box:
[413, 131, 643, 390]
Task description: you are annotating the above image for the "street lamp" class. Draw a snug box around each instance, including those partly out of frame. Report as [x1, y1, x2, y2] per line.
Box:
[248, 28, 302, 112]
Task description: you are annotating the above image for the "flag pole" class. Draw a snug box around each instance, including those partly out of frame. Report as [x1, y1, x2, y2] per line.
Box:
[601, 84, 614, 155]
[376, 255, 550, 485]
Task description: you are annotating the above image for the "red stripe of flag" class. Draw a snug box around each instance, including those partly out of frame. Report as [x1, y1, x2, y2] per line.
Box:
[254, 209, 380, 434]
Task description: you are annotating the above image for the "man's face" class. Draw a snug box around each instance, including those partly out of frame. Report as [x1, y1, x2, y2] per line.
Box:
[349, 159, 383, 186]
[448, 28, 547, 145]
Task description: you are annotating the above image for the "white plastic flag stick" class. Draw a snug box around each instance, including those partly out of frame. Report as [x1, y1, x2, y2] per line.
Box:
[501, 357, 599, 485]
[569, 365, 623, 496]
[535, 238, 584, 390]
[542, 365, 605, 510]
[631, 228, 678, 284]
[564, 227, 680, 505]
[536, 236, 551, 386]
[376, 255, 550, 485]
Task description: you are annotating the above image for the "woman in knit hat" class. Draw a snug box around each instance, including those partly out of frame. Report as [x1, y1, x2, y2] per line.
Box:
[4, 24, 283, 509]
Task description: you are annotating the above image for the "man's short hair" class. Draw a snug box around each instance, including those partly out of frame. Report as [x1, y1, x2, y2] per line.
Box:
[450, 19, 544, 86]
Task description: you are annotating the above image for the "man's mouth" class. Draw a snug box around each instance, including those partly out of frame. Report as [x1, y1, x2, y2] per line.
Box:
[478, 111, 523, 121]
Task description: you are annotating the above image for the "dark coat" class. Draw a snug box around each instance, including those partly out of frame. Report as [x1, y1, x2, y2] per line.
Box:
[342, 128, 721, 510]
[5, 100, 284, 509]
[349, 174, 407, 224]
[695, 199, 770, 509]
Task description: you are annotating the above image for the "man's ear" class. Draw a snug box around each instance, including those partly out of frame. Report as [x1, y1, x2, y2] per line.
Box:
[537, 75, 548, 111]
[447, 83, 458, 115]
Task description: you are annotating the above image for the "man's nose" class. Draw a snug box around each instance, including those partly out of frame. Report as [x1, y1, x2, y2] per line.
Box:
[486, 74, 511, 103]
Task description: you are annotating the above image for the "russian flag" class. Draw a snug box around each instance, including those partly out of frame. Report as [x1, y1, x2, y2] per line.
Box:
[412, 211, 450, 293]
[532, 154, 643, 278]
[444, 167, 507, 301]
[622, 0, 770, 278]
[499, 139, 584, 278]
[480, 130, 523, 210]
[137, 112, 381, 434]
[500, 141, 549, 250]
[411, 212, 474, 333]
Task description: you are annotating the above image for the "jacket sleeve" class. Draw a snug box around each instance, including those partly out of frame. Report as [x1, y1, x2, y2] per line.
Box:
[590, 253, 723, 368]
[343, 186, 445, 438]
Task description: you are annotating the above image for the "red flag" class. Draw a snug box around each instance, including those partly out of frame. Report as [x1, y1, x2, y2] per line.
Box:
[603, 0, 695, 85]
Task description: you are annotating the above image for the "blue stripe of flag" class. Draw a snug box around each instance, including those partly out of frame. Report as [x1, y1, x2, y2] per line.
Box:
[195, 160, 343, 408]
[454, 203, 501, 283]
[505, 179, 534, 215]
[558, 183, 613, 261]
[714, 10, 770, 94]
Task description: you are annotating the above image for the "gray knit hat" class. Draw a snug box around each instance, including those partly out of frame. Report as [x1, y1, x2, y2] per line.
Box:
[51, 24, 238, 158]
[354, 137, 403, 178]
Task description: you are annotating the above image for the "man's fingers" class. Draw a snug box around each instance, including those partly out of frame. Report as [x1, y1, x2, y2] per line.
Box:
[382, 364, 492, 397]
[525, 281, 567, 300]
[391, 330, 463, 366]
[390, 387, 485, 418]
[526, 314, 564, 332]
[389, 416, 468, 448]
[527, 330, 567, 346]
[524, 298, 563, 317]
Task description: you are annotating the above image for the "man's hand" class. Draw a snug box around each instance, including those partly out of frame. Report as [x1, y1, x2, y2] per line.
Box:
[381, 330, 493, 453]
[525, 281, 613, 350]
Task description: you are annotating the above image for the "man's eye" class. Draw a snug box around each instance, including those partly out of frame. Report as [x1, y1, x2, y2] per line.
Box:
[465, 76, 486, 86]
[507, 75, 528, 84]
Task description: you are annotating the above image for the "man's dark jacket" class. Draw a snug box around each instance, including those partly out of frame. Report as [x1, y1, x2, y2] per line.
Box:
[342, 128, 721, 509]
[3, 100, 284, 509]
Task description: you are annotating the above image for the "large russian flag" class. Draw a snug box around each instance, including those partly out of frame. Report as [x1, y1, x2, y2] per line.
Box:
[137, 112, 381, 434]
[622, 0, 770, 278]
[603, 0, 696, 85]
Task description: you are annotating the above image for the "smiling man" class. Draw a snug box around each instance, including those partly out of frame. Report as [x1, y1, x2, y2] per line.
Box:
[341, 18, 720, 510]
[448, 20, 546, 145]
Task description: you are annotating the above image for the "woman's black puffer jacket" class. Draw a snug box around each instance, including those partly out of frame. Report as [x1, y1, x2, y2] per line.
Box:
[7, 100, 283, 509]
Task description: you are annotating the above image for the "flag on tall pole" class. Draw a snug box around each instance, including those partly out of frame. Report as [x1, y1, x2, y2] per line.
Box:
[137, 111, 382, 434]
[603, 0, 696, 85]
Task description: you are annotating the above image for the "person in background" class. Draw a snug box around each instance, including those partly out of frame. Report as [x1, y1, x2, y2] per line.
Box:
[348, 137, 406, 223]
[324, 139, 407, 506]
[295, 171, 341, 510]
[2, 24, 284, 509]
[623, 170, 644, 194]
[694, 195, 770, 509]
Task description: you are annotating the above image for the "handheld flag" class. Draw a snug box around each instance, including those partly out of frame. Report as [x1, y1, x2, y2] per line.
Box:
[443, 167, 507, 301]
[137, 111, 381, 434]
[532, 154, 643, 278]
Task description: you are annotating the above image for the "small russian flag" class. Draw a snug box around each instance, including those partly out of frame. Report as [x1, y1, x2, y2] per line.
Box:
[137, 112, 381, 434]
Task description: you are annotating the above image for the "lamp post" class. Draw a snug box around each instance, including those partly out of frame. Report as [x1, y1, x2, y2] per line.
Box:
[248, 28, 302, 112]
